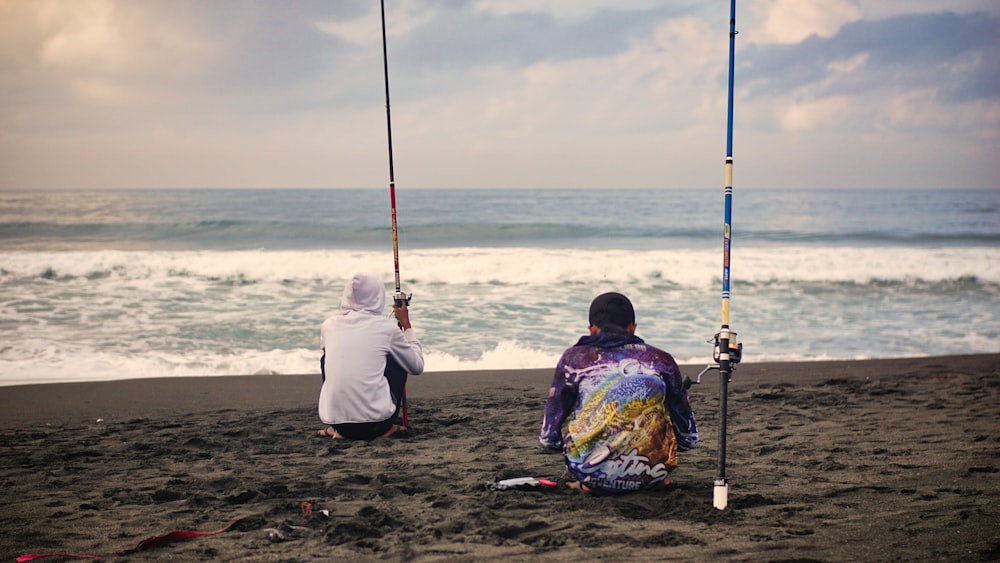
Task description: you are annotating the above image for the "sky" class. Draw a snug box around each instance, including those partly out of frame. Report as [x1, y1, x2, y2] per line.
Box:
[0, 0, 997, 190]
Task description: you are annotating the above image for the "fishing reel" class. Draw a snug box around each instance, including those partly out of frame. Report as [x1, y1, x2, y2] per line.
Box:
[712, 330, 742, 365]
[685, 330, 743, 389]
[389, 291, 412, 330]
[393, 291, 411, 308]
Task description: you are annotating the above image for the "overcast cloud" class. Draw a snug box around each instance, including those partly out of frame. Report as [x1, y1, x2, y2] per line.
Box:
[0, 0, 997, 190]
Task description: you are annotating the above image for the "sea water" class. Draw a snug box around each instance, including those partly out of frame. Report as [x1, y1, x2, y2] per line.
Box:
[1, 188, 997, 386]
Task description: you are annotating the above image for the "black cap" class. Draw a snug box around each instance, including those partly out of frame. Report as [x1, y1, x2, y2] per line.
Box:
[588, 292, 635, 330]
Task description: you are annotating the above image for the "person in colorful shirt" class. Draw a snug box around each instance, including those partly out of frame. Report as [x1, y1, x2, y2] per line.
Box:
[539, 292, 698, 493]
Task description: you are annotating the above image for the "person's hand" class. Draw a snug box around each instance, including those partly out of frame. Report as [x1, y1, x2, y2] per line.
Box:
[392, 300, 412, 330]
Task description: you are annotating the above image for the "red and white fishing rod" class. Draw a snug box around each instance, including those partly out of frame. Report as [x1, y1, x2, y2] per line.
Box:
[381, 0, 410, 426]
[381, 0, 408, 309]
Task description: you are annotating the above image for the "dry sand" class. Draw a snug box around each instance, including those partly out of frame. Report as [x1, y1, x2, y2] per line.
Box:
[1, 354, 998, 561]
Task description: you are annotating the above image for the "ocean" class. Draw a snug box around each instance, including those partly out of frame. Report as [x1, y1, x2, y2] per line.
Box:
[1, 187, 997, 386]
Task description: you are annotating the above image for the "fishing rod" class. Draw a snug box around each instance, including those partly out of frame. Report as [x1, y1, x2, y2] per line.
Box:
[687, 0, 743, 511]
[381, 0, 409, 310]
[381, 0, 410, 426]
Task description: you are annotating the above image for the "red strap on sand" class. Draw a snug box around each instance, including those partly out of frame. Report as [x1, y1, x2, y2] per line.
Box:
[402, 388, 409, 426]
[17, 518, 242, 561]
[17, 554, 101, 562]
[115, 519, 241, 555]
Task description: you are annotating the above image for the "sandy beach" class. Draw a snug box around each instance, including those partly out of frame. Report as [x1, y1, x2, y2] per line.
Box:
[1, 354, 998, 561]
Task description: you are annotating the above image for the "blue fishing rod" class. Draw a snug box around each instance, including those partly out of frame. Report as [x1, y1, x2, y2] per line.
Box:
[688, 0, 743, 511]
[381, 0, 410, 425]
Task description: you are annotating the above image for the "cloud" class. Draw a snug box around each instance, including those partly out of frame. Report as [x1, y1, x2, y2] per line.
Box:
[777, 97, 850, 132]
[396, 3, 689, 69]
[740, 11, 1000, 134]
[377, 10, 727, 188]
[752, 0, 862, 44]
[0, 0, 996, 190]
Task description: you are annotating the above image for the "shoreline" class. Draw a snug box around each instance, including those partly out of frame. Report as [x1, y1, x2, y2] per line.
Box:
[0, 354, 995, 428]
[2, 353, 998, 561]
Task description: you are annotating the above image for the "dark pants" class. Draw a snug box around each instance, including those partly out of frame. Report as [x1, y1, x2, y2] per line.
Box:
[323, 355, 408, 441]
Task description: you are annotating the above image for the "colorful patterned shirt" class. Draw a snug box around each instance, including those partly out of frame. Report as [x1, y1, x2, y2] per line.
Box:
[539, 329, 698, 493]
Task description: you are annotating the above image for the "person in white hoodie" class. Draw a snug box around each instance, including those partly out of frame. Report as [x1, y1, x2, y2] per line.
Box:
[316, 273, 424, 440]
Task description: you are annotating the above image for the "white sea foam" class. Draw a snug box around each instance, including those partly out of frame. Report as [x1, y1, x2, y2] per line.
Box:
[0, 344, 319, 387]
[423, 341, 563, 373]
[3, 245, 997, 286]
[2, 245, 998, 386]
[3, 187, 998, 387]
[0, 333, 939, 388]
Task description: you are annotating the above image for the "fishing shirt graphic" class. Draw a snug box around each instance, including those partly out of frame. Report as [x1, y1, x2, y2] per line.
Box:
[540, 332, 698, 493]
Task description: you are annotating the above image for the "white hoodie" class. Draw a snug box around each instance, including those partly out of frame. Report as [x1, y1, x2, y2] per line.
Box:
[318, 273, 424, 424]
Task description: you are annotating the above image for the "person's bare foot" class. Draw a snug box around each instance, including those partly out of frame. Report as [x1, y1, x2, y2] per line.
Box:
[381, 424, 407, 438]
[316, 427, 343, 439]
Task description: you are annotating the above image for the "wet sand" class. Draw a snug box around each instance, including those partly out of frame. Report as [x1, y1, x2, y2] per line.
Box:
[2, 354, 998, 561]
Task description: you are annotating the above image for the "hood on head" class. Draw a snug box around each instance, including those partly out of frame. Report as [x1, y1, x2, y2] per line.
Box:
[340, 273, 386, 316]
